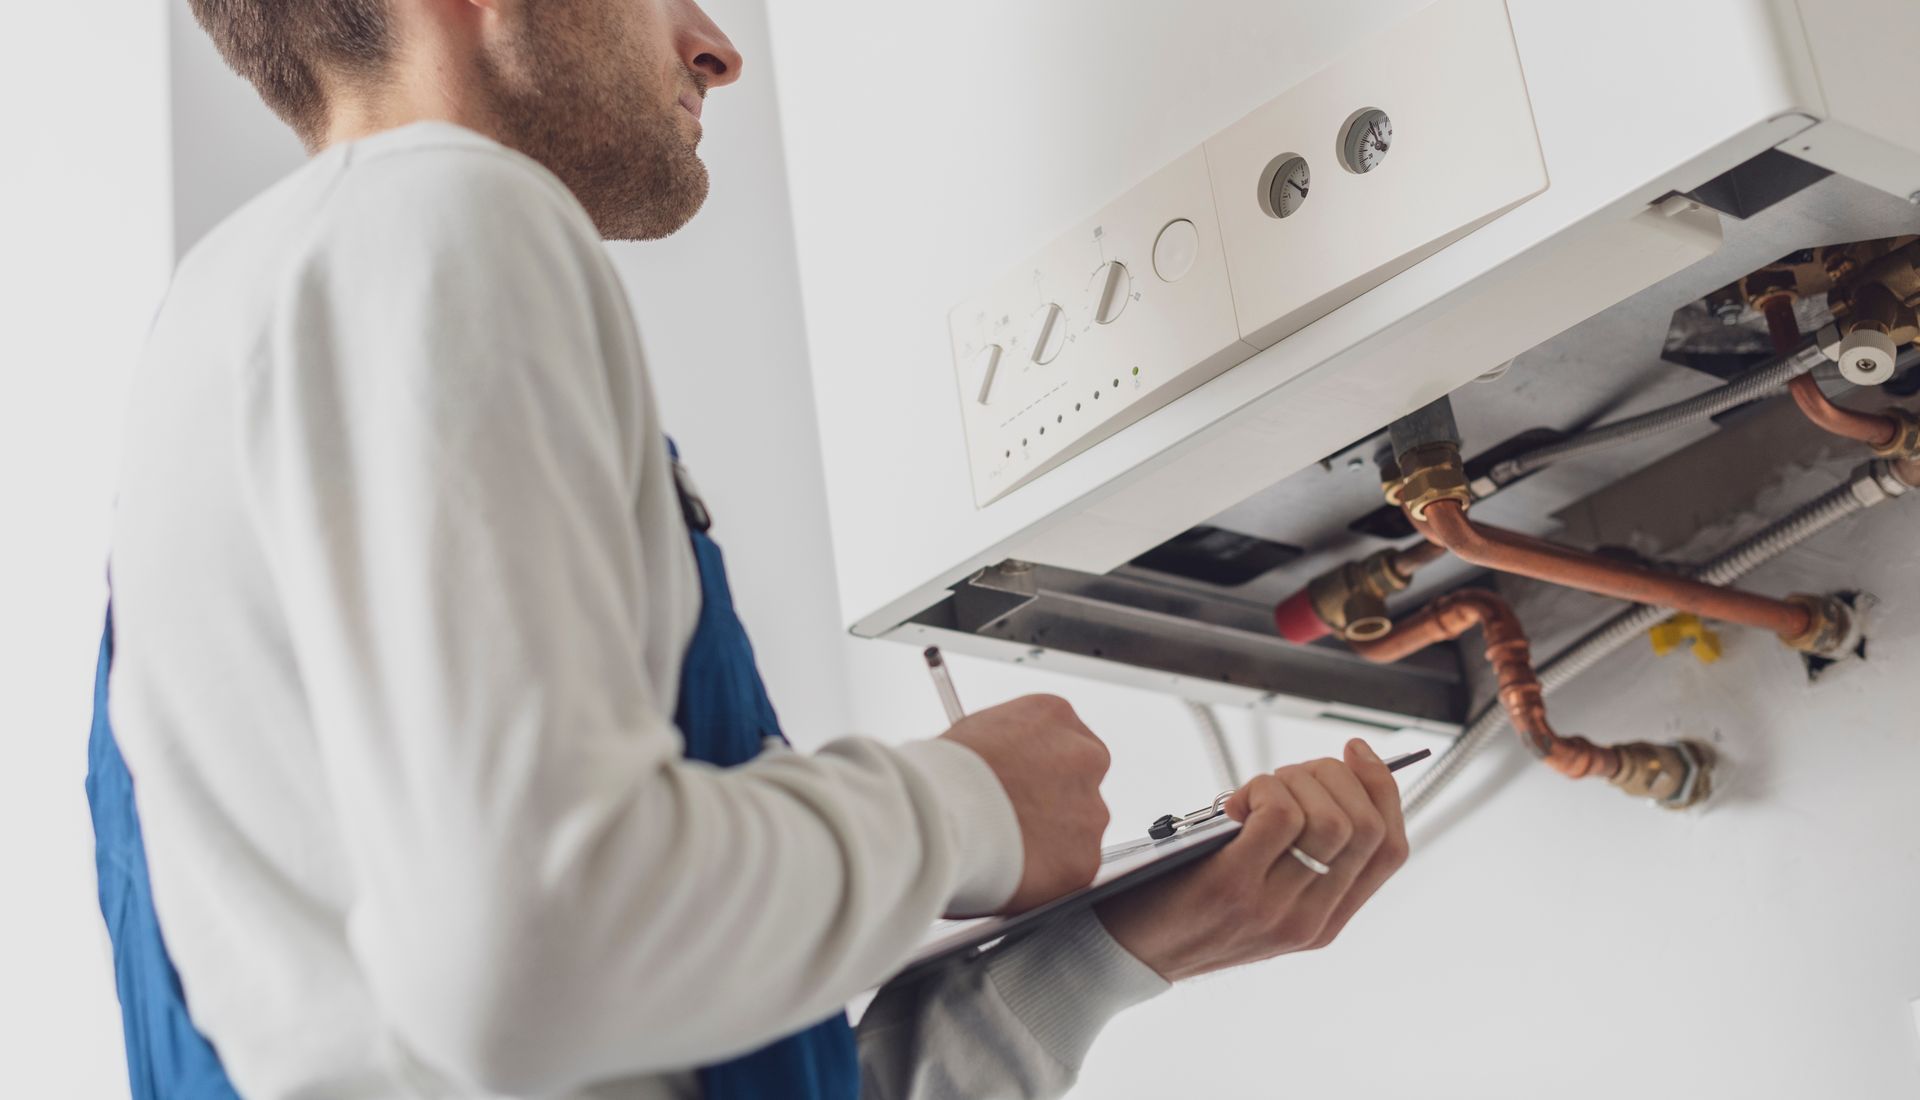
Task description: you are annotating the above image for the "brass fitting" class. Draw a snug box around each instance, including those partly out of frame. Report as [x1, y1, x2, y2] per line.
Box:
[1610, 740, 1714, 809]
[1390, 442, 1472, 521]
[1869, 407, 1920, 461]
[1307, 549, 1416, 642]
[1778, 592, 1861, 657]
[1854, 238, 1920, 311]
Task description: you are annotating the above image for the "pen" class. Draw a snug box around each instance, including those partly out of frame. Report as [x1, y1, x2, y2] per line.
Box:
[923, 647, 966, 725]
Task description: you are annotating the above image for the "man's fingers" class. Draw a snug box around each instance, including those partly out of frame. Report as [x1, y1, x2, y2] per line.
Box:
[1219, 773, 1306, 876]
[1304, 757, 1387, 864]
[1344, 739, 1408, 853]
[1272, 768, 1352, 873]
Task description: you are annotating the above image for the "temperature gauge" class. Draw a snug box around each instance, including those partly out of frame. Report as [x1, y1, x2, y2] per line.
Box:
[1260, 155, 1311, 219]
[1341, 108, 1392, 173]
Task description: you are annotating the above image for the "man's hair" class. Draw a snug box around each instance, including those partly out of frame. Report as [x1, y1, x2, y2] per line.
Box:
[189, 0, 392, 145]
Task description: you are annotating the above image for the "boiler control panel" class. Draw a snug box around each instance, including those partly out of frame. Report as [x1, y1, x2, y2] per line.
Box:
[948, 0, 1548, 507]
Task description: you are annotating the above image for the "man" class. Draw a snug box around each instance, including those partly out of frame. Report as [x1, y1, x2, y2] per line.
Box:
[89, 0, 1411, 1096]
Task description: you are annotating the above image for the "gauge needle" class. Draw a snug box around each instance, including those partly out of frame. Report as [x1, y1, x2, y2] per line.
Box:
[1290, 179, 1309, 196]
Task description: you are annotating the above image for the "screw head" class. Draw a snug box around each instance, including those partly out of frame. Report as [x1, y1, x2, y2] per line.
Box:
[1909, 190, 1920, 205]
[1345, 455, 1367, 472]
[1855, 357, 1879, 374]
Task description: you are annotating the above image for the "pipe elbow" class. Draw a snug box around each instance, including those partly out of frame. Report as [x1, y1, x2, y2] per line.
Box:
[1416, 501, 1493, 563]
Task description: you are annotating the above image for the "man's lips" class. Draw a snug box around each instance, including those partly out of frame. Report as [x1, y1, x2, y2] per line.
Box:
[679, 92, 703, 121]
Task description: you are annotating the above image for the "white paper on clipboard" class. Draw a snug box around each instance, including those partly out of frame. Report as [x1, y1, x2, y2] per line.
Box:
[883, 814, 1243, 988]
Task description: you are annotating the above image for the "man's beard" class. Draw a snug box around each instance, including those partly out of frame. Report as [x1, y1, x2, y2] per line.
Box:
[477, 19, 710, 241]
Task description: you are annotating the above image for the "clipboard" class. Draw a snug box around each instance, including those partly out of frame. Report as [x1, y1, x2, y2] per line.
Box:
[881, 746, 1429, 988]
[885, 813, 1242, 988]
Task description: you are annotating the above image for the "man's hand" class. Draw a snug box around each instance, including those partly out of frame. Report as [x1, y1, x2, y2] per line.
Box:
[1093, 739, 1410, 981]
[942, 695, 1112, 914]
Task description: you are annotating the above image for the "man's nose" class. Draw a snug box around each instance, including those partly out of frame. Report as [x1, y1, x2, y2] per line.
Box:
[677, 0, 743, 88]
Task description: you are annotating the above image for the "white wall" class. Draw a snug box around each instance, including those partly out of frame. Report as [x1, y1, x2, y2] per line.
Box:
[0, 6, 174, 1098]
[167, 0, 305, 259]
[603, 0, 851, 744]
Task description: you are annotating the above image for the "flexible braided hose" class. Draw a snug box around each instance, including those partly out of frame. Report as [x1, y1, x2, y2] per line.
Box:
[1186, 700, 1240, 788]
[1486, 344, 1827, 486]
[1401, 475, 1878, 819]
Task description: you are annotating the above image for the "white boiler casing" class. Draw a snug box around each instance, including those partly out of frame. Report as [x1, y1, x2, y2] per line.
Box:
[769, 0, 1920, 658]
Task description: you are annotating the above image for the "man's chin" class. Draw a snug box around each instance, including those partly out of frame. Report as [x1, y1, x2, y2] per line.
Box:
[599, 162, 709, 242]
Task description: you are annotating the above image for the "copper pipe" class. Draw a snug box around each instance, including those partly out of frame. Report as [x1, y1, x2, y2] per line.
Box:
[1758, 291, 1803, 356]
[1762, 292, 1904, 448]
[1413, 500, 1814, 637]
[1349, 590, 1620, 779]
[1786, 374, 1901, 448]
[1391, 539, 1448, 576]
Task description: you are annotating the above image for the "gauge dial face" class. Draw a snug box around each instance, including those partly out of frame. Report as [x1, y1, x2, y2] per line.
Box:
[1264, 156, 1311, 219]
[1342, 109, 1392, 173]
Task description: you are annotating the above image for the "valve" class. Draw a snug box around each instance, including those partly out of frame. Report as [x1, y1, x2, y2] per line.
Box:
[1273, 548, 1415, 644]
[1610, 740, 1714, 809]
[1836, 327, 1898, 386]
[1649, 614, 1722, 664]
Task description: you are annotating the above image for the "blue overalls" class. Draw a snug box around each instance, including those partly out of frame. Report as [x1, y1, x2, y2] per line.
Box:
[85, 443, 859, 1099]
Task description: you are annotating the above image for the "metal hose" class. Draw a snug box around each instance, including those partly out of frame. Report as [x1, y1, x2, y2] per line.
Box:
[1402, 469, 1890, 819]
[1186, 700, 1240, 788]
[1484, 343, 1828, 487]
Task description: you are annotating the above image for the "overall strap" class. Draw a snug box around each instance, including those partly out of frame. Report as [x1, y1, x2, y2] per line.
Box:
[85, 609, 244, 1099]
[666, 440, 859, 1100]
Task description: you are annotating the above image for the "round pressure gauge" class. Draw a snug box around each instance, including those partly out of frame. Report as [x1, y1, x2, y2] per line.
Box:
[1260, 155, 1311, 219]
[1341, 108, 1392, 173]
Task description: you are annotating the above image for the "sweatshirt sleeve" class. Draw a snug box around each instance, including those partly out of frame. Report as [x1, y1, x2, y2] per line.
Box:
[855, 911, 1169, 1100]
[238, 142, 1023, 1096]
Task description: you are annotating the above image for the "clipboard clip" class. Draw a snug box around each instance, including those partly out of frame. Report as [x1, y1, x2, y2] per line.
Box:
[1146, 790, 1235, 840]
[1140, 749, 1432, 842]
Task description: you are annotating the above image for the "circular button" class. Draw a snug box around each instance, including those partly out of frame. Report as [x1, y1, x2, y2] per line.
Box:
[1026, 302, 1066, 364]
[1091, 261, 1130, 325]
[1152, 219, 1200, 282]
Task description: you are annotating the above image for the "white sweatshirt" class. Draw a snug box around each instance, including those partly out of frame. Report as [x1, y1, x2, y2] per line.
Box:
[107, 122, 1165, 1100]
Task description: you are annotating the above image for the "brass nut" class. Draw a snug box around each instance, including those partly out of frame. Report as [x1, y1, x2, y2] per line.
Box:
[1778, 592, 1858, 657]
[1358, 547, 1415, 597]
[1870, 408, 1920, 461]
[1394, 443, 1471, 521]
[1610, 740, 1714, 809]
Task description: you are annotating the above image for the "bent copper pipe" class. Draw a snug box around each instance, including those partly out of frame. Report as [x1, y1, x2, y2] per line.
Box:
[1412, 500, 1813, 637]
[1786, 374, 1901, 448]
[1349, 590, 1619, 779]
[1762, 294, 1903, 449]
